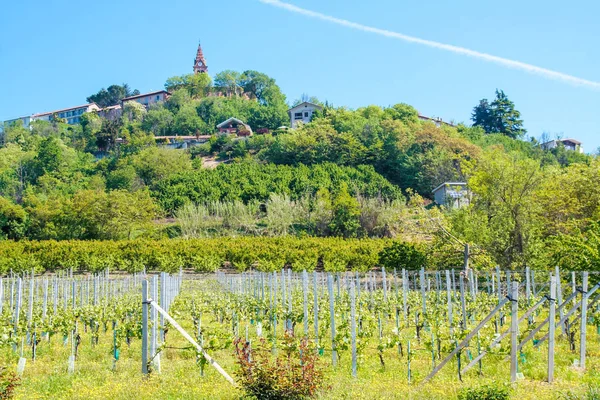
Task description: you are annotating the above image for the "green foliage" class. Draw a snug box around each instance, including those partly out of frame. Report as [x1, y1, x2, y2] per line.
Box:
[131, 147, 193, 187]
[0, 197, 27, 240]
[378, 241, 427, 270]
[86, 84, 139, 108]
[0, 367, 20, 400]
[329, 184, 361, 238]
[165, 73, 211, 98]
[472, 89, 525, 138]
[153, 161, 401, 215]
[0, 237, 390, 274]
[457, 384, 511, 400]
[234, 335, 325, 400]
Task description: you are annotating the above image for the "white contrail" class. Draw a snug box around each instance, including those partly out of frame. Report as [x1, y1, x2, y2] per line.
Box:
[259, 0, 600, 90]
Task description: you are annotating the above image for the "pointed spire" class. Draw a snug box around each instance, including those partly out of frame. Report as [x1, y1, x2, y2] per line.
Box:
[194, 42, 208, 74]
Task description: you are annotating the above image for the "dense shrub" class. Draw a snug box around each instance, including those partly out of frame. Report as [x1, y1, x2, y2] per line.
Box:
[234, 335, 325, 400]
[378, 241, 427, 271]
[457, 384, 510, 400]
[0, 237, 394, 274]
[152, 162, 402, 215]
[0, 367, 20, 400]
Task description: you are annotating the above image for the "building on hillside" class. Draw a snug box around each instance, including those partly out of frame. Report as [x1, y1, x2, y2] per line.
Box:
[288, 102, 323, 128]
[33, 103, 101, 125]
[432, 182, 470, 208]
[193, 42, 208, 74]
[418, 114, 455, 128]
[540, 138, 583, 153]
[121, 90, 170, 109]
[3, 115, 32, 129]
[99, 104, 122, 120]
[154, 135, 211, 149]
[4, 103, 101, 128]
[217, 117, 252, 136]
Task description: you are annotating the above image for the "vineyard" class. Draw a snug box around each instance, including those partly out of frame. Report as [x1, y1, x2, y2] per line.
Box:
[1, 267, 599, 399]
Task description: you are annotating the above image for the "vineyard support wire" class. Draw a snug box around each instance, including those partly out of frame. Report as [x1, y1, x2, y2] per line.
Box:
[147, 297, 236, 386]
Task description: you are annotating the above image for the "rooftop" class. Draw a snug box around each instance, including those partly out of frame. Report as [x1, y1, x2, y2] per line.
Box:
[121, 90, 170, 102]
[432, 182, 468, 193]
[287, 102, 323, 112]
[32, 102, 99, 117]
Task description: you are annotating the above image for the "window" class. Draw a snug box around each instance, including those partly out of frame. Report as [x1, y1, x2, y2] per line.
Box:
[294, 112, 303, 120]
[156, 95, 160, 101]
[304, 112, 309, 117]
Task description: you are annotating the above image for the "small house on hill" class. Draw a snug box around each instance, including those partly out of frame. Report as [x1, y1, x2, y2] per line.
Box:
[288, 102, 323, 128]
[540, 138, 583, 153]
[217, 117, 252, 136]
[432, 182, 470, 208]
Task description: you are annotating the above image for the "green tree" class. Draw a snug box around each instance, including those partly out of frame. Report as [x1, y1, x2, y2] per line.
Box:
[86, 84, 139, 107]
[122, 101, 147, 123]
[165, 73, 211, 98]
[471, 90, 526, 139]
[214, 70, 242, 96]
[457, 149, 544, 268]
[142, 105, 174, 136]
[35, 137, 63, 176]
[174, 104, 206, 136]
[0, 197, 27, 239]
[329, 184, 361, 238]
[132, 147, 193, 187]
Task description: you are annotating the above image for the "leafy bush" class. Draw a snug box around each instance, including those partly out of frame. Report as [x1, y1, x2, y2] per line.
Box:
[378, 241, 427, 270]
[558, 386, 600, 400]
[234, 335, 325, 400]
[0, 367, 20, 400]
[457, 384, 510, 400]
[0, 237, 391, 274]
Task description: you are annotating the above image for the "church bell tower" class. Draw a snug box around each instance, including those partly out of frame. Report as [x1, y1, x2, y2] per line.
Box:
[193, 42, 208, 74]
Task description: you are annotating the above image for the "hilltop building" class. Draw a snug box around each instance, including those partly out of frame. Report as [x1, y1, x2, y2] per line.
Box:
[288, 102, 323, 128]
[432, 182, 470, 209]
[540, 138, 583, 153]
[418, 114, 455, 128]
[217, 117, 252, 136]
[121, 90, 170, 108]
[4, 103, 100, 128]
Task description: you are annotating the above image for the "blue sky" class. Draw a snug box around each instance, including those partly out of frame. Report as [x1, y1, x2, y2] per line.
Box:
[1, 0, 599, 151]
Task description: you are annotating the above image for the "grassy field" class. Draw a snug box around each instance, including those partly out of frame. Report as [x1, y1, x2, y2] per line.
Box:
[2, 277, 600, 400]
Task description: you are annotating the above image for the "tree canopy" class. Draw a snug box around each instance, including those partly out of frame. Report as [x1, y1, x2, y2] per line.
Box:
[86, 84, 140, 107]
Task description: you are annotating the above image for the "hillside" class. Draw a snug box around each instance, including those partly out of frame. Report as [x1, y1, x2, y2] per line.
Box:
[0, 67, 598, 271]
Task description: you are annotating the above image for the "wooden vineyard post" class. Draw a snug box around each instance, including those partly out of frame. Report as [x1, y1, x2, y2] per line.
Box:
[510, 281, 518, 383]
[327, 274, 337, 367]
[350, 280, 357, 378]
[548, 275, 556, 383]
[142, 280, 149, 375]
[580, 272, 588, 369]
